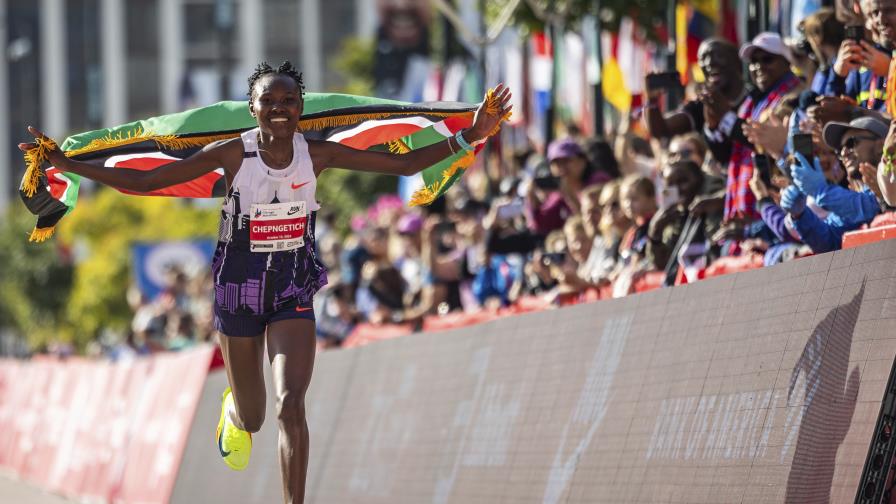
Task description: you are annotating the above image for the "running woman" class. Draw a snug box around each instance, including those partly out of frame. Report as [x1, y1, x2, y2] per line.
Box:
[18, 61, 512, 504]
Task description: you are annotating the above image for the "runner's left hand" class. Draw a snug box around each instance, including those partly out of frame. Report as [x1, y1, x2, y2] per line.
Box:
[467, 83, 512, 142]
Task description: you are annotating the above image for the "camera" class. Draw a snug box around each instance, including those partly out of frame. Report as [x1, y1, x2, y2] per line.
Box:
[646, 71, 682, 92]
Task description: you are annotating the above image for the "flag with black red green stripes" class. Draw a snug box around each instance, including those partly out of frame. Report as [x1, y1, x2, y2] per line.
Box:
[19, 93, 487, 242]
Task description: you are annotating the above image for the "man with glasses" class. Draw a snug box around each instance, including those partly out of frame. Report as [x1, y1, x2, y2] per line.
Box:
[814, 117, 887, 220]
[777, 117, 885, 252]
[724, 33, 803, 223]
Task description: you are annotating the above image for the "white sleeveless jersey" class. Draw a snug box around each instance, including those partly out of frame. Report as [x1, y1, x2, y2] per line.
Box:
[218, 128, 319, 243]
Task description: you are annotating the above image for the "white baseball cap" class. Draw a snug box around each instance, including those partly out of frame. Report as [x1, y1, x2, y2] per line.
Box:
[739, 32, 792, 63]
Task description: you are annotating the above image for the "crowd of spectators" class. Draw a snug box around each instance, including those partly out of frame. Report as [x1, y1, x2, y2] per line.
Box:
[309, 3, 896, 347]
[109, 3, 896, 354]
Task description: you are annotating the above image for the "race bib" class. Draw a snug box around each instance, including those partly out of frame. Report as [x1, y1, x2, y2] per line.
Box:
[249, 201, 307, 252]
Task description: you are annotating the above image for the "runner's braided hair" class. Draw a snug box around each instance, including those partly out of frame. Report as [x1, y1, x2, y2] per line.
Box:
[247, 61, 305, 99]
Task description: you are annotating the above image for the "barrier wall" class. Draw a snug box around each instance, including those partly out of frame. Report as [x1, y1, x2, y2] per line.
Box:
[171, 239, 896, 503]
[0, 346, 213, 503]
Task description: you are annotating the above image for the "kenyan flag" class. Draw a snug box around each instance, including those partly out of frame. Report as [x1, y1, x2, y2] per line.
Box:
[19, 93, 499, 242]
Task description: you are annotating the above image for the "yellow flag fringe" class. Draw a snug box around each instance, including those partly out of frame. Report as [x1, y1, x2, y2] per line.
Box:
[408, 151, 476, 207]
[388, 139, 411, 154]
[299, 111, 472, 132]
[21, 137, 59, 198]
[28, 226, 56, 243]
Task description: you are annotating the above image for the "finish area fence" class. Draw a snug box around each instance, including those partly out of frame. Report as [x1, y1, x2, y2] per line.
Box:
[4, 239, 896, 503]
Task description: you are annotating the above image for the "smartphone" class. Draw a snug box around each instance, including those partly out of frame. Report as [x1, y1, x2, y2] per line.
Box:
[434, 220, 456, 234]
[534, 175, 561, 190]
[542, 252, 567, 267]
[792, 133, 815, 161]
[752, 153, 773, 187]
[496, 201, 524, 220]
[646, 71, 682, 92]
[845, 25, 865, 42]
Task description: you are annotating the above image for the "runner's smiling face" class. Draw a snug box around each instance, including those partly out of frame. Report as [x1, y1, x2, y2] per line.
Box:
[249, 74, 304, 138]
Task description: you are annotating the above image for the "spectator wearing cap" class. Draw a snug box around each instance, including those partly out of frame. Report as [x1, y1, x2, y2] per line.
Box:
[644, 38, 746, 166]
[779, 116, 886, 253]
[525, 138, 607, 236]
[817, 116, 888, 216]
[723, 32, 803, 223]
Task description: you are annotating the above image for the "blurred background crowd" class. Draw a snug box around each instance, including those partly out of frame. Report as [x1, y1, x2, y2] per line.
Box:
[3, 0, 896, 357]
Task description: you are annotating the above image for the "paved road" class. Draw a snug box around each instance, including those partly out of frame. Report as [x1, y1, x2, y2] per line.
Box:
[0, 475, 73, 503]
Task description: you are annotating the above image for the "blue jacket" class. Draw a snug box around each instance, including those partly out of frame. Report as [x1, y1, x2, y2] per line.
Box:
[812, 183, 880, 227]
[789, 207, 862, 253]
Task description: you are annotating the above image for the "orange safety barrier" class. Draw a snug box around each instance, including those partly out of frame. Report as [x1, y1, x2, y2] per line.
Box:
[632, 270, 666, 293]
[870, 211, 896, 228]
[702, 253, 765, 278]
[341, 322, 415, 348]
[423, 309, 503, 332]
[842, 224, 896, 249]
[508, 295, 553, 314]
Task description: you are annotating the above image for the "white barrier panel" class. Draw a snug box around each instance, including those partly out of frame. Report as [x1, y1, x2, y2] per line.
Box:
[173, 240, 896, 503]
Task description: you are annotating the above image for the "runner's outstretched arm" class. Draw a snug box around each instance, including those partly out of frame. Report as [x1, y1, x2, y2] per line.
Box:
[309, 84, 512, 177]
[18, 127, 242, 192]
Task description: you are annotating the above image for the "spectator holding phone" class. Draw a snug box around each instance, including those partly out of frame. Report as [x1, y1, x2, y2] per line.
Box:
[815, 117, 887, 221]
[647, 161, 723, 281]
[779, 116, 886, 253]
[725, 33, 803, 223]
[524, 138, 607, 236]
[644, 38, 746, 166]
[812, 8, 890, 127]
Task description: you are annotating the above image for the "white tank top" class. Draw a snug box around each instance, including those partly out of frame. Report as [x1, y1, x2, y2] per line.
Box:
[218, 128, 319, 244]
[223, 128, 319, 215]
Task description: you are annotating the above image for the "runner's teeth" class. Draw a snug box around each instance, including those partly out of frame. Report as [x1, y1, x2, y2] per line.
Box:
[271, 118, 288, 122]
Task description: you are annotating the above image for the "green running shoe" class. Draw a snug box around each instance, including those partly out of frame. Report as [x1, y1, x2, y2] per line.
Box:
[215, 387, 252, 471]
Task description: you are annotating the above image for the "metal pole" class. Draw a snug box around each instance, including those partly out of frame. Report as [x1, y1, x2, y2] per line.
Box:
[39, 0, 68, 138]
[300, 0, 323, 91]
[0, 0, 8, 211]
[666, 0, 680, 110]
[101, 0, 127, 125]
[546, 0, 557, 144]
[215, 0, 234, 101]
[592, 1, 604, 137]
[159, 0, 184, 113]
[478, 0, 487, 92]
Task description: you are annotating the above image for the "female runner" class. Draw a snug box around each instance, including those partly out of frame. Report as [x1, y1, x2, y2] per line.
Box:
[19, 61, 512, 504]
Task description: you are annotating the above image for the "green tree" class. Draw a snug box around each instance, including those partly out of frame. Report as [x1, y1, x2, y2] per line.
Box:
[333, 36, 376, 96]
[0, 204, 75, 351]
[58, 189, 219, 349]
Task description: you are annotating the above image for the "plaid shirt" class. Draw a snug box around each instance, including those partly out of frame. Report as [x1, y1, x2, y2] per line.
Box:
[725, 74, 801, 221]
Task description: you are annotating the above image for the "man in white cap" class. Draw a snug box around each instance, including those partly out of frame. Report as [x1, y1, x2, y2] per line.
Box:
[720, 32, 802, 223]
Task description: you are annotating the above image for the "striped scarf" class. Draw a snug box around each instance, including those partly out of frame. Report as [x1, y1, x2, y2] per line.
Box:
[725, 73, 801, 222]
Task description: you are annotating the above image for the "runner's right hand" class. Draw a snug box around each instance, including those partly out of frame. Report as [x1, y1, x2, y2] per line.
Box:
[18, 126, 67, 167]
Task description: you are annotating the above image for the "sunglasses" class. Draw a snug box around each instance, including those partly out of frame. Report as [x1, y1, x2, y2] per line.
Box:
[749, 54, 777, 65]
[841, 135, 878, 151]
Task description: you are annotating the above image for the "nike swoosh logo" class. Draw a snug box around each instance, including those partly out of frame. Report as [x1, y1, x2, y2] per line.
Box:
[291, 181, 310, 190]
[295, 306, 313, 312]
[217, 427, 231, 457]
